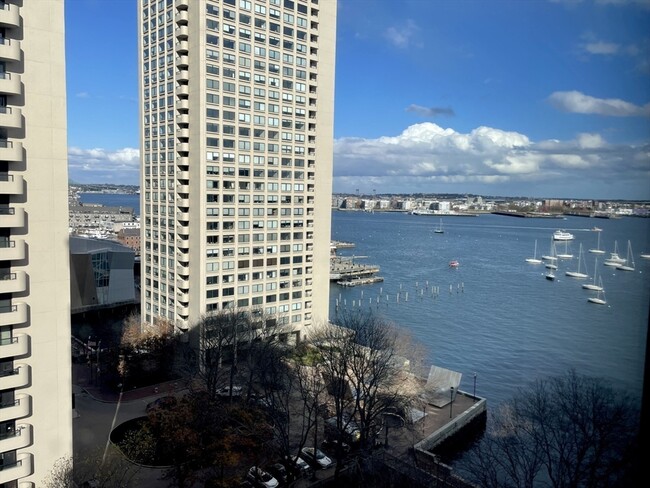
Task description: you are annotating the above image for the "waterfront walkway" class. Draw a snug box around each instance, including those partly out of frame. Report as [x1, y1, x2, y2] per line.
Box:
[73, 362, 482, 487]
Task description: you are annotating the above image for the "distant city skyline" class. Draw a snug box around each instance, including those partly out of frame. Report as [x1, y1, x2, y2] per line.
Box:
[65, 0, 649, 199]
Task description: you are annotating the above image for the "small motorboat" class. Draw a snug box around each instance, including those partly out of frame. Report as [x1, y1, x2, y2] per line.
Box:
[449, 260, 459, 268]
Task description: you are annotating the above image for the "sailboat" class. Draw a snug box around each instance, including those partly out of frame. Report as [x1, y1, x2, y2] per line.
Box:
[587, 278, 607, 305]
[542, 239, 558, 262]
[556, 240, 573, 259]
[434, 218, 444, 234]
[582, 258, 603, 291]
[525, 239, 542, 264]
[545, 268, 556, 280]
[604, 241, 626, 267]
[616, 240, 635, 272]
[566, 244, 588, 278]
[589, 229, 605, 255]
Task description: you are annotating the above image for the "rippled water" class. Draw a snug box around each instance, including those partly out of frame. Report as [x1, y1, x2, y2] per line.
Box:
[329, 211, 649, 407]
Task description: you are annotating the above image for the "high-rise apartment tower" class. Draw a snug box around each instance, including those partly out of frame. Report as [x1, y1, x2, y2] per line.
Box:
[0, 0, 72, 485]
[138, 0, 337, 343]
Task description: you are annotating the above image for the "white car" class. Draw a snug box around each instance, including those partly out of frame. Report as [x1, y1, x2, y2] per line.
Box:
[246, 466, 279, 488]
[300, 447, 333, 469]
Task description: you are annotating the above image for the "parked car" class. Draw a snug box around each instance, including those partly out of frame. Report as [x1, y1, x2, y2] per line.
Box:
[321, 439, 351, 456]
[266, 463, 288, 484]
[216, 385, 243, 398]
[145, 395, 176, 413]
[246, 466, 279, 488]
[300, 447, 333, 469]
[283, 455, 313, 479]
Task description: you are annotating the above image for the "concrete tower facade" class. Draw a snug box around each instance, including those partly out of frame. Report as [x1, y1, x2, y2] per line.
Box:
[0, 0, 72, 485]
[138, 0, 336, 343]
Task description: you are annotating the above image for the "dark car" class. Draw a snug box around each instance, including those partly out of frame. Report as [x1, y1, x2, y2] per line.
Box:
[266, 463, 288, 484]
[145, 395, 176, 413]
[282, 455, 313, 479]
[321, 439, 351, 456]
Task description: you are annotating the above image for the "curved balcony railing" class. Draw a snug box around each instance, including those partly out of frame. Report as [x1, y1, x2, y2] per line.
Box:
[0, 453, 34, 484]
[0, 106, 22, 129]
[0, 393, 31, 423]
[0, 303, 27, 326]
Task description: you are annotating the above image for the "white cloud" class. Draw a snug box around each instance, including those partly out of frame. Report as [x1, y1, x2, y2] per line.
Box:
[406, 104, 455, 117]
[68, 147, 140, 184]
[384, 20, 418, 48]
[582, 41, 620, 54]
[548, 90, 650, 116]
[333, 122, 650, 197]
[76, 92, 90, 98]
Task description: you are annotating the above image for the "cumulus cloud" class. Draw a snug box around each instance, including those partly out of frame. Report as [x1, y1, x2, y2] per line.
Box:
[548, 90, 650, 116]
[333, 122, 650, 197]
[406, 104, 455, 117]
[384, 20, 419, 48]
[68, 147, 140, 184]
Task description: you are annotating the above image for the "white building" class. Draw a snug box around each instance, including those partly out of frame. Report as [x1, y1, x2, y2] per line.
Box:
[138, 0, 337, 345]
[0, 0, 72, 484]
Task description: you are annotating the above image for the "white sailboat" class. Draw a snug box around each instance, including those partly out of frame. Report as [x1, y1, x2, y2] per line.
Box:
[566, 243, 588, 278]
[587, 278, 607, 305]
[542, 239, 558, 262]
[603, 241, 626, 267]
[525, 239, 542, 264]
[545, 268, 556, 280]
[616, 240, 635, 272]
[582, 258, 603, 291]
[434, 218, 444, 234]
[589, 229, 605, 255]
[556, 240, 573, 259]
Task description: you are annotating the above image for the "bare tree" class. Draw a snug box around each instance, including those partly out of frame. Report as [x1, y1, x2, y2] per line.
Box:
[44, 448, 141, 488]
[459, 369, 640, 488]
[309, 310, 418, 473]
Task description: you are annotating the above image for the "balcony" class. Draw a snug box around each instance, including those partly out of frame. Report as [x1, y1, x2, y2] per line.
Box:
[0, 106, 21, 129]
[176, 264, 189, 276]
[177, 99, 189, 111]
[176, 277, 189, 290]
[178, 114, 189, 126]
[175, 25, 189, 40]
[177, 155, 190, 167]
[0, 238, 25, 261]
[0, 270, 26, 294]
[0, 453, 33, 485]
[176, 211, 189, 221]
[177, 184, 189, 193]
[177, 69, 189, 81]
[0, 364, 30, 390]
[177, 84, 189, 97]
[177, 291, 189, 302]
[0, 173, 23, 195]
[0, 72, 21, 96]
[0, 207, 25, 228]
[176, 55, 189, 68]
[177, 197, 189, 208]
[177, 170, 189, 180]
[0, 4, 20, 28]
[176, 0, 189, 9]
[176, 238, 189, 250]
[0, 333, 28, 359]
[0, 139, 23, 161]
[0, 38, 20, 62]
[177, 304, 189, 316]
[0, 393, 30, 423]
[176, 9, 189, 24]
[0, 303, 27, 326]
[175, 40, 189, 54]
[177, 143, 189, 154]
[0, 423, 32, 452]
[178, 128, 190, 139]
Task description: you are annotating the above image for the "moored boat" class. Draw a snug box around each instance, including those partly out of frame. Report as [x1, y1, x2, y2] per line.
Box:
[553, 229, 575, 241]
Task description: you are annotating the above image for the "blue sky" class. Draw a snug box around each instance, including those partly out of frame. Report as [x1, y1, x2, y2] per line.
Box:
[65, 0, 650, 199]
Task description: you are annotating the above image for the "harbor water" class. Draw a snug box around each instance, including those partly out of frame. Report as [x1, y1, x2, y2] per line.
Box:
[77, 193, 649, 409]
[329, 211, 649, 408]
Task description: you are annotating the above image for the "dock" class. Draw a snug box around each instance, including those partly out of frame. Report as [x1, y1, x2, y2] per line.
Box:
[336, 276, 384, 287]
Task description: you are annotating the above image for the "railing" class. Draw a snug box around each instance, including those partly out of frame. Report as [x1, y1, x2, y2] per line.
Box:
[0, 273, 16, 281]
[0, 305, 17, 314]
[0, 368, 19, 378]
[0, 337, 17, 346]
[0, 399, 19, 409]
[0, 240, 15, 248]
[0, 208, 15, 215]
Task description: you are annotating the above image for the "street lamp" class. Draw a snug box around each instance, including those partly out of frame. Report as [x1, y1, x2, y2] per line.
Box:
[473, 372, 477, 402]
[449, 386, 454, 418]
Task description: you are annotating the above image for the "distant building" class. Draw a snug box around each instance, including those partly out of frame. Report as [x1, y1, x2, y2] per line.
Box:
[69, 204, 135, 232]
[69, 237, 136, 313]
[117, 227, 141, 254]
